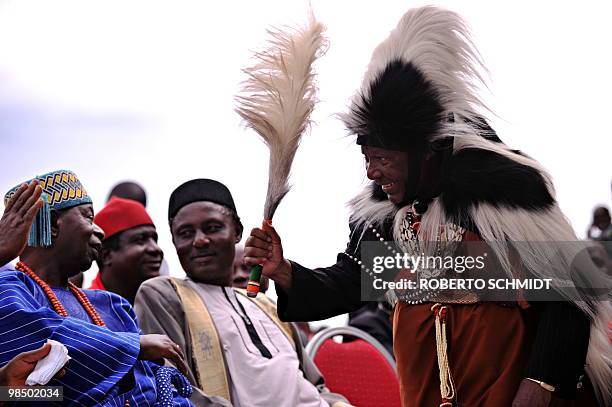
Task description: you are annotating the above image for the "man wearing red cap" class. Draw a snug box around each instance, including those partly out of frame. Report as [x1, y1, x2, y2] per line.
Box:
[90, 196, 164, 304]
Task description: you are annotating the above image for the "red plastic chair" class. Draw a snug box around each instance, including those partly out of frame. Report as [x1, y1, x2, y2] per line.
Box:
[305, 326, 401, 407]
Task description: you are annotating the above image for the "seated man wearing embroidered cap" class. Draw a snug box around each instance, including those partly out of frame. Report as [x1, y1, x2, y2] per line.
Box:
[0, 170, 227, 406]
[89, 197, 163, 304]
[134, 179, 350, 407]
[0, 180, 65, 387]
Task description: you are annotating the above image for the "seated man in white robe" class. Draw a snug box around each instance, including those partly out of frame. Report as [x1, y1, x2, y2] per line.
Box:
[134, 178, 350, 407]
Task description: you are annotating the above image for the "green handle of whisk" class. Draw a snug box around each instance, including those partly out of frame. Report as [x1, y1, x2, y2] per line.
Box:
[246, 264, 263, 297]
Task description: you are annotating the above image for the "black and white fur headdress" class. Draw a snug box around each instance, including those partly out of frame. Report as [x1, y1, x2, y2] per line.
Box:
[341, 6, 489, 151]
[343, 7, 612, 404]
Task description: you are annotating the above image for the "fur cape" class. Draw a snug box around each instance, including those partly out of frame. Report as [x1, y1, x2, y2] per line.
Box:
[342, 6, 612, 405]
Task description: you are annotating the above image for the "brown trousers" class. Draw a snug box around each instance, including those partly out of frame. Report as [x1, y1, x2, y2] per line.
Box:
[393, 302, 535, 407]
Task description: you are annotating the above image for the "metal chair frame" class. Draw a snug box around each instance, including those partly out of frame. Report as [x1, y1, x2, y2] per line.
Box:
[305, 325, 397, 372]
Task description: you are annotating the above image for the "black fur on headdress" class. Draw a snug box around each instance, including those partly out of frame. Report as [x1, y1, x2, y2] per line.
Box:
[348, 60, 444, 152]
[340, 7, 493, 209]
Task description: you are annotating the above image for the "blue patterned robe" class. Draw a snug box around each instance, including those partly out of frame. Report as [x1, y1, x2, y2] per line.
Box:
[0, 269, 193, 406]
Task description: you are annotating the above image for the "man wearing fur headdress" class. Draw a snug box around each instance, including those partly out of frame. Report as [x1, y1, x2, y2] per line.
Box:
[245, 6, 612, 407]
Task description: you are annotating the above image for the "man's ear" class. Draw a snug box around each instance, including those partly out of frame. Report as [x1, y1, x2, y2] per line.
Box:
[169, 220, 177, 246]
[234, 220, 243, 244]
[50, 210, 61, 240]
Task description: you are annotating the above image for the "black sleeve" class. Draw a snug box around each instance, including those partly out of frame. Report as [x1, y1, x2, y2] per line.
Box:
[276, 222, 376, 322]
[276, 254, 364, 322]
[524, 301, 591, 399]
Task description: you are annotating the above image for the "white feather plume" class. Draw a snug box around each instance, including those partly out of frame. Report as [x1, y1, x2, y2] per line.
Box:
[236, 14, 326, 220]
[354, 6, 491, 125]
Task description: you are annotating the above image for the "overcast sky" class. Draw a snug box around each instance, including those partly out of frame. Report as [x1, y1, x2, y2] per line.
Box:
[1, 0, 610, 324]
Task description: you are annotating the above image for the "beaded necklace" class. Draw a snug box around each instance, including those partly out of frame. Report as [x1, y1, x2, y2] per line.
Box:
[16, 261, 106, 327]
[16, 262, 134, 406]
[398, 210, 465, 304]
[344, 208, 465, 305]
[17, 263, 187, 404]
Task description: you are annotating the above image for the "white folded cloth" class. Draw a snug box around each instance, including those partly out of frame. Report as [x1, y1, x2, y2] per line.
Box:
[25, 339, 71, 385]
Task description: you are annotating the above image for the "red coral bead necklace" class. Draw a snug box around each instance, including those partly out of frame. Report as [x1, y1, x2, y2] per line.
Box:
[16, 261, 106, 327]
[15, 262, 133, 405]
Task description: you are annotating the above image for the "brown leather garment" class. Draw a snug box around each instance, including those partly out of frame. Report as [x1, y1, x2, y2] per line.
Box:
[393, 301, 537, 407]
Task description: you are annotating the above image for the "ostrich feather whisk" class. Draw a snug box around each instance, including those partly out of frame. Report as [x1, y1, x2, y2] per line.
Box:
[235, 13, 327, 220]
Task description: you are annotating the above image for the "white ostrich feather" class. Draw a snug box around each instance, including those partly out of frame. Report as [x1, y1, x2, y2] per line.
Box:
[343, 5, 491, 131]
[236, 14, 326, 220]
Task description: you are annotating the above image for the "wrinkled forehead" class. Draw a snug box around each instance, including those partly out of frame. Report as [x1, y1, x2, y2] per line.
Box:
[61, 203, 94, 218]
[55, 204, 94, 231]
[361, 146, 407, 159]
[121, 224, 158, 238]
[172, 201, 232, 227]
[361, 145, 403, 156]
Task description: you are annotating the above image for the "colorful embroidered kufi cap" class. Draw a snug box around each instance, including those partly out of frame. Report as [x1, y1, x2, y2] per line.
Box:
[4, 169, 92, 247]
